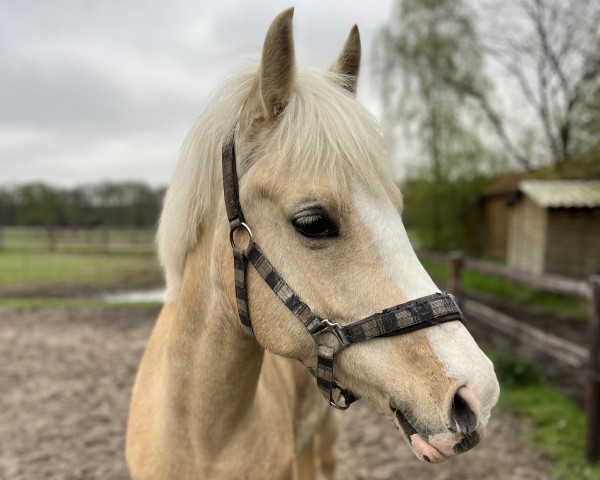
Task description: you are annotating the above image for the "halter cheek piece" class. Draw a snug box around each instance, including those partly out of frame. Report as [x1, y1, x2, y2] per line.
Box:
[222, 134, 465, 410]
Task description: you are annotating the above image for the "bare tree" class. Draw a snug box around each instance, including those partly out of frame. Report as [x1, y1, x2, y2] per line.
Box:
[376, 0, 600, 175]
[375, 0, 497, 173]
[375, 0, 507, 248]
[474, 0, 600, 170]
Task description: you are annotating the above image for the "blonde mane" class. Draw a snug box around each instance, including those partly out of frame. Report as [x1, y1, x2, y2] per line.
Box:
[158, 65, 393, 302]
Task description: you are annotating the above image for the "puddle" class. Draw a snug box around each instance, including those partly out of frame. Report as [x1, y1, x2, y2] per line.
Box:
[101, 288, 164, 304]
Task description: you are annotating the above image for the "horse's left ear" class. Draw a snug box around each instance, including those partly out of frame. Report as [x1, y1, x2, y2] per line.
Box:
[329, 25, 361, 95]
[243, 8, 296, 125]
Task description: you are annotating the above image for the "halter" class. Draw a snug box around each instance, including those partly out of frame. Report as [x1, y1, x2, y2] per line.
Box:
[222, 133, 465, 409]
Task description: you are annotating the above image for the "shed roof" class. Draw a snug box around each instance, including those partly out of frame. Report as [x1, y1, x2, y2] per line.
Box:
[520, 180, 600, 208]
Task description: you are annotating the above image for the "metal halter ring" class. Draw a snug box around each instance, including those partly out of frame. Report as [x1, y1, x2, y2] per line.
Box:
[329, 386, 353, 410]
[229, 221, 254, 252]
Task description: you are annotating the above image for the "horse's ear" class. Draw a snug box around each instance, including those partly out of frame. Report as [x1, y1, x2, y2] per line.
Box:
[244, 8, 296, 124]
[329, 25, 361, 95]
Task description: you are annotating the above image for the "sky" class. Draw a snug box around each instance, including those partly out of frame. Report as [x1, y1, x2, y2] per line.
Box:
[0, 0, 396, 187]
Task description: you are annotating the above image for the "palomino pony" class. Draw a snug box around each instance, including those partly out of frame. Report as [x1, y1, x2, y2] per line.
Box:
[126, 8, 499, 479]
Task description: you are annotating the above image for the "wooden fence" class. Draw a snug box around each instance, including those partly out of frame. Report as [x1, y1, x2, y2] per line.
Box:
[0, 226, 155, 253]
[419, 251, 600, 463]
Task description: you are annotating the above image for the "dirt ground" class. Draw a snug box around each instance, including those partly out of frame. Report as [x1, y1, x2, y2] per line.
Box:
[0, 306, 558, 480]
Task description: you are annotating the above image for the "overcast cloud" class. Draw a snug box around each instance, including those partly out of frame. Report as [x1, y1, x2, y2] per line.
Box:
[0, 0, 395, 186]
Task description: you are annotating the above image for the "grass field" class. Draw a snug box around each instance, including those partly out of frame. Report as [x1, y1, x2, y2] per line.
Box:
[420, 257, 589, 320]
[0, 226, 155, 254]
[0, 251, 162, 289]
[0, 227, 162, 293]
[0, 296, 162, 308]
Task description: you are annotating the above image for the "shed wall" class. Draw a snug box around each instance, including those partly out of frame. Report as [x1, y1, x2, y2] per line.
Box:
[544, 208, 600, 277]
[483, 195, 509, 259]
[507, 197, 547, 274]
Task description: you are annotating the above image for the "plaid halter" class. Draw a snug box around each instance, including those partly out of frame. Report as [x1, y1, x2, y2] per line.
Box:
[222, 133, 465, 409]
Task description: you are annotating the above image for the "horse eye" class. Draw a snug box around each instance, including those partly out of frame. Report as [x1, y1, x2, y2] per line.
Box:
[293, 214, 338, 238]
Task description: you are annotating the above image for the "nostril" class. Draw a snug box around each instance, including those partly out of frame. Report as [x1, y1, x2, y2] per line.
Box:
[450, 387, 478, 435]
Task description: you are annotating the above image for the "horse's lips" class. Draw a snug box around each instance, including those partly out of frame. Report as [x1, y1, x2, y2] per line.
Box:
[391, 406, 448, 463]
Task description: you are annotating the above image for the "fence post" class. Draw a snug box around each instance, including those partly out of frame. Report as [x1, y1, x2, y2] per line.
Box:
[586, 275, 600, 463]
[448, 251, 464, 302]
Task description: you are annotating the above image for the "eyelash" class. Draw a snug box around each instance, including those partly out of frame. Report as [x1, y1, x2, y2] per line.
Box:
[292, 212, 339, 238]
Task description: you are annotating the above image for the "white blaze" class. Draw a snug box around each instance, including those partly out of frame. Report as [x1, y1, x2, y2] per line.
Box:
[354, 185, 500, 416]
[353, 185, 438, 301]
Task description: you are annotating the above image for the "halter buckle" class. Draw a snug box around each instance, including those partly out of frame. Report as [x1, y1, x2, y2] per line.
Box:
[311, 319, 349, 353]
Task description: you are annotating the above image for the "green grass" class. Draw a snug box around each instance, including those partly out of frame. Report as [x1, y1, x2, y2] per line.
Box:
[0, 226, 155, 254]
[421, 257, 450, 281]
[420, 258, 588, 320]
[0, 297, 162, 309]
[0, 251, 162, 288]
[488, 350, 600, 480]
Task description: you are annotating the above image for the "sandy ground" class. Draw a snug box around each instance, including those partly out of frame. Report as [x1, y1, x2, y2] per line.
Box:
[0, 306, 558, 480]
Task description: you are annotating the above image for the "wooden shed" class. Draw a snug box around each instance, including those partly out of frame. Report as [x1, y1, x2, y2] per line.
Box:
[503, 180, 600, 278]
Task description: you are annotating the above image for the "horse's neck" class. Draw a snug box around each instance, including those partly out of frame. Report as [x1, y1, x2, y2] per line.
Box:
[165, 230, 265, 454]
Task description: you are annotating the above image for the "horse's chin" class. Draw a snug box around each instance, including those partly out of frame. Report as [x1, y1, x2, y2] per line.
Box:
[390, 404, 482, 464]
[407, 434, 452, 463]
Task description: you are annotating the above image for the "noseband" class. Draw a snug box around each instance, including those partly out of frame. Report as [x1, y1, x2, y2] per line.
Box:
[222, 133, 465, 409]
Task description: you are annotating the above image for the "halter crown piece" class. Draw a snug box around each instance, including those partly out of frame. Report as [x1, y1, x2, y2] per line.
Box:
[221, 132, 466, 409]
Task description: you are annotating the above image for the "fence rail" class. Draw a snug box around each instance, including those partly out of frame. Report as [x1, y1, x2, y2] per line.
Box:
[419, 250, 600, 463]
[0, 226, 155, 252]
[463, 299, 589, 370]
[464, 258, 591, 299]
